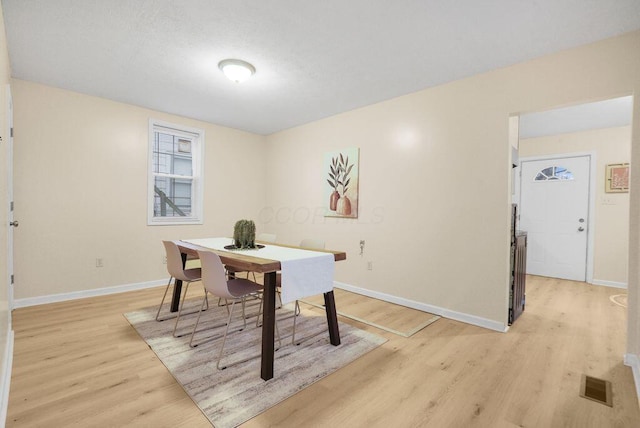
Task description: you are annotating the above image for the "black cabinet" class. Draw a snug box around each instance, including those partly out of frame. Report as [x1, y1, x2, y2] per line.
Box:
[509, 231, 527, 325]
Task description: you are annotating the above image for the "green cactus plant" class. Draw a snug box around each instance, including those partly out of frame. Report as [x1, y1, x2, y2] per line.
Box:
[233, 219, 256, 249]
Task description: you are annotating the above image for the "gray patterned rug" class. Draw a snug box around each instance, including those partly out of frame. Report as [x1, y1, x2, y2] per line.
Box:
[124, 299, 386, 428]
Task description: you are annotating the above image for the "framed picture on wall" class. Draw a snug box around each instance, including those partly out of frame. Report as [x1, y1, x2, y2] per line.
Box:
[324, 148, 359, 218]
[605, 163, 629, 193]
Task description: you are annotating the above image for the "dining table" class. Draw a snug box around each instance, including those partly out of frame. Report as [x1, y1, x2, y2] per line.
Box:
[174, 238, 347, 381]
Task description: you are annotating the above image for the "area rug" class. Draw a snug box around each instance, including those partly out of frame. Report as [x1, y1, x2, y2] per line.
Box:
[124, 299, 386, 428]
[301, 289, 441, 337]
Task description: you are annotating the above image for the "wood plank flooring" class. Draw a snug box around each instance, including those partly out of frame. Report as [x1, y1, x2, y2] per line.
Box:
[7, 276, 640, 427]
[302, 288, 439, 335]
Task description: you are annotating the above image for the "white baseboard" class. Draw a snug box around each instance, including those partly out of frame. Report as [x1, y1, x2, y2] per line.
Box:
[591, 279, 627, 289]
[12, 277, 510, 333]
[0, 329, 14, 428]
[333, 281, 508, 333]
[624, 353, 640, 407]
[13, 279, 166, 309]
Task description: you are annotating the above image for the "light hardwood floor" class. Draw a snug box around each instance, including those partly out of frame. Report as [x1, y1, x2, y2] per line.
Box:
[7, 276, 640, 427]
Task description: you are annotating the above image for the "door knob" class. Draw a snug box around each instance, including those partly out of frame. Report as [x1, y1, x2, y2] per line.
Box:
[578, 226, 584, 232]
[9, 220, 18, 227]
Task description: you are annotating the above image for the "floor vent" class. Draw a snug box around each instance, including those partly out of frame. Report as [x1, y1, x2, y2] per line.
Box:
[580, 375, 612, 407]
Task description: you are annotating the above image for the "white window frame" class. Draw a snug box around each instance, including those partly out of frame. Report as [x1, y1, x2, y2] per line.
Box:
[148, 119, 204, 225]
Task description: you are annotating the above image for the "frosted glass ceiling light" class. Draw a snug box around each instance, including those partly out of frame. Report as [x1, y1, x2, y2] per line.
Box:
[218, 59, 255, 83]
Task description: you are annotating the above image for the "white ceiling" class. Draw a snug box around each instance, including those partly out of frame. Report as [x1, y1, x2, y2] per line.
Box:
[2, 1, 640, 135]
[519, 96, 634, 139]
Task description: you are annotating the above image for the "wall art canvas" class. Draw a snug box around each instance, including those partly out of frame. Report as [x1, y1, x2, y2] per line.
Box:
[325, 148, 359, 218]
[605, 163, 629, 193]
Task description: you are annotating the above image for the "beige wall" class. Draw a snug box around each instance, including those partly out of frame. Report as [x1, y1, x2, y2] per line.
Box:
[265, 31, 640, 338]
[520, 126, 631, 285]
[7, 29, 640, 359]
[11, 79, 268, 300]
[264, 86, 512, 326]
[629, 93, 640, 358]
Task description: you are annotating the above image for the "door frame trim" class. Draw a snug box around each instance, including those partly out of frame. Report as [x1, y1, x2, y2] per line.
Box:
[6, 84, 13, 309]
[518, 151, 596, 283]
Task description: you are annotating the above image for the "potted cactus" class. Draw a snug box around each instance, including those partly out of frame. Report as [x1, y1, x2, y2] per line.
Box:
[233, 219, 256, 249]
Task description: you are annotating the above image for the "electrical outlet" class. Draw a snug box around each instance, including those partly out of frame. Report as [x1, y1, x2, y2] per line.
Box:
[367, 261, 373, 271]
[96, 258, 104, 268]
[162, 256, 167, 264]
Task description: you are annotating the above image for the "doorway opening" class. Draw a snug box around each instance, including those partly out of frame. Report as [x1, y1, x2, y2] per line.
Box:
[513, 95, 633, 288]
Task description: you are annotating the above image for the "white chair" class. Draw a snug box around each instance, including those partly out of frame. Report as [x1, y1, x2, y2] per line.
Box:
[158, 240, 208, 337]
[299, 238, 325, 251]
[190, 250, 277, 369]
[222, 233, 277, 311]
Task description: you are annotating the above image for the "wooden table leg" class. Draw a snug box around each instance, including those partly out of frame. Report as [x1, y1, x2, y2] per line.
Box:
[324, 290, 341, 346]
[261, 271, 276, 380]
[170, 252, 188, 312]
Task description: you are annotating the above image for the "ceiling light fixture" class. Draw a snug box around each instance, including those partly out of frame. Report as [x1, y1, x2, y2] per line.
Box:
[218, 59, 256, 83]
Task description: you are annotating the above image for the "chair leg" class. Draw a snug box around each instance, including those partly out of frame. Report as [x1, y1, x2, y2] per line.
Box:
[240, 297, 247, 330]
[255, 287, 283, 327]
[254, 293, 282, 347]
[155, 276, 173, 321]
[188, 295, 232, 348]
[290, 300, 325, 345]
[255, 293, 263, 327]
[158, 278, 208, 323]
[291, 300, 300, 345]
[275, 313, 282, 349]
[216, 297, 282, 370]
[217, 300, 238, 370]
[188, 294, 210, 347]
[172, 281, 191, 337]
[239, 270, 257, 282]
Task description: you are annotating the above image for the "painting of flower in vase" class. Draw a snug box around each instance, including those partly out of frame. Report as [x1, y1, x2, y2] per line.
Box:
[324, 148, 359, 218]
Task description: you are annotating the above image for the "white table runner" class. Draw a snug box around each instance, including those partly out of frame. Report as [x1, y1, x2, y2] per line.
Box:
[182, 238, 335, 304]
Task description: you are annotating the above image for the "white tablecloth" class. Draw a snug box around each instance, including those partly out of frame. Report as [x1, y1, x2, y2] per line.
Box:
[182, 238, 335, 304]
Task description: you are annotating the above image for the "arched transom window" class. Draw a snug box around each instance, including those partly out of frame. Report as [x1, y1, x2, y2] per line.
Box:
[534, 166, 574, 181]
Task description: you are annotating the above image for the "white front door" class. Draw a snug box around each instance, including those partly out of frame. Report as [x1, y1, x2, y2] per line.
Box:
[519, 155, 590, 281]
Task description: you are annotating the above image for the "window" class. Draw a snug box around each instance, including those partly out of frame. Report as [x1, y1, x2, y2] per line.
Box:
[534, 166, 574, 181]
[148, 120, 204, 225]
